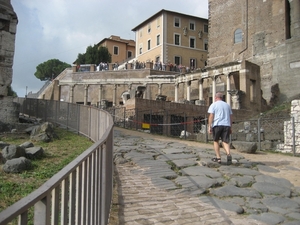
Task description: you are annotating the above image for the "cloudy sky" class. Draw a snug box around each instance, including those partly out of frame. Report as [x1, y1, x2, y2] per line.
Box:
[11, 0, 208, 97]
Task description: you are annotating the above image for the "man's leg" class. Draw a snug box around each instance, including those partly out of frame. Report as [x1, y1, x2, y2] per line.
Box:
[222, 142, 230, 155]
[213, 141, 221, 158]
[222, 141, 232, 165]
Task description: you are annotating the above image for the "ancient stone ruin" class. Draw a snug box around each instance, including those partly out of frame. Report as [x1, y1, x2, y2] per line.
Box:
[0, 0, 19, 132]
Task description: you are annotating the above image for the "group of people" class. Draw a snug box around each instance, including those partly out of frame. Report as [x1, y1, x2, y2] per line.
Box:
[96, 62, 109, 71]
[152, 61, 190, 73]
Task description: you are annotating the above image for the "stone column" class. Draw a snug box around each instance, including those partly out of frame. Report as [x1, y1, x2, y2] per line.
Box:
[98, 84, 103, 103]
[158, 83, 162, 95]
[69, 85, 74, 103]
[198, 79, 203, 100]
[186, 81, 191, 101]
[212, 76, 216, 102]
[113, 84, 117, 106]
[90, 64, 95, 72]
[289, 0, 300, 37]
[146, 61, 153, 69]
[84, 84, 89, 105]
[226, 73, 231, 106]
[174, 83, 179, 102]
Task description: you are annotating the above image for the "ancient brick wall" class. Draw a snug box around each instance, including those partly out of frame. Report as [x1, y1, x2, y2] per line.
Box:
[208, 0, 300, 105]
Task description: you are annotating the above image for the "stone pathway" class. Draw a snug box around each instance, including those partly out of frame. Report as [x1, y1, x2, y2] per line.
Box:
[112, 127, 300, 225]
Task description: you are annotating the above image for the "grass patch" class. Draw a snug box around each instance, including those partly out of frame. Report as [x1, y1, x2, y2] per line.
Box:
[0, 127, 93, 213]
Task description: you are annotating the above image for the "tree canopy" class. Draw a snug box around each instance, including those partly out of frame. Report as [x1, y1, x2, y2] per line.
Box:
[7, 86, 17, 97]
[34, 59, 71, 81]
[75, 45, 111, 65]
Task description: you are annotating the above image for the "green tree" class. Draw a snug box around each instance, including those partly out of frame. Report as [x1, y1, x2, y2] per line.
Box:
[75, 45, 111, 65]
[76, 53, 86, 65]
[7, 86, 17, 97]
[34, 59, 71, 81]
[85, 45, 97, 64]
[98, 46, 111, 64]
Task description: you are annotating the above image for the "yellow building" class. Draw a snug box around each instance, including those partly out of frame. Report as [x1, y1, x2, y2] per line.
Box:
[97, 35, 135, 65]
[132, 9, 208, 70]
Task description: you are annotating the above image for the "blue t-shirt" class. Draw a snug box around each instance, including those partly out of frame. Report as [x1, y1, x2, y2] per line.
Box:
[208, 100, 232, 127]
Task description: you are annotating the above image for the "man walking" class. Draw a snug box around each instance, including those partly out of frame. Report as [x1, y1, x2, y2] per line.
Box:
[208, 92, 233, 165]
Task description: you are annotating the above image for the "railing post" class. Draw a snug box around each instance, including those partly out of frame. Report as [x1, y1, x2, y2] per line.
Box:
[258, 117, 261, 151]
[55, 101, 58, 123]
[292, 116, 295, 156]
[36, 98, 39, 118]
[67, 103, 69, 130]
[77, 104, 80, 135]
[184, 113, 187, 139]
[44, 100, 48, 122]
[205, 116, 208, 143]
[34, 195, 51, 225]
[123, 107, 126, 128]
[150, 110, 152, 133]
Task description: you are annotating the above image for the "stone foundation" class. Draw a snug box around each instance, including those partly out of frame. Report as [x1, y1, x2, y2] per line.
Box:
[0, 96, 19, 132]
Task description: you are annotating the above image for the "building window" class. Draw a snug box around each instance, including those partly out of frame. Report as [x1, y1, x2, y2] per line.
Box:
[190, 58, 196, 70]
[234, 28, 243, 43]
[148, 23, 151, 33]
[157, 17, 161, 28]
[148, 40, 151, 50]
[174, 34, 180, 45]
[157, 34, 160, 45]
[174, 17, 180, 27]
[204, 24, 208, 33]
[127, 51, 132, 58]
[189, 21, 195, 30]
[250, 79, 256, 102]
[113, 46, 119, 55]
[139, 44, 143, 54]
[174, 56, 181, 65]
[190, 37, 195, 48]
[139, 29, 142, 37]
[204, 39, 208, 50]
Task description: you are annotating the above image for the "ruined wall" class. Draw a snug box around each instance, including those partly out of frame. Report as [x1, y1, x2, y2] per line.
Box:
[277, 99, 300, 153]
[208, 0, 300, 105]
[0, 0, 19, 130]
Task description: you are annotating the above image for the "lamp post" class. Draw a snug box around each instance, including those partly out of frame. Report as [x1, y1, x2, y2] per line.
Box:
[25, 86, 27, 98]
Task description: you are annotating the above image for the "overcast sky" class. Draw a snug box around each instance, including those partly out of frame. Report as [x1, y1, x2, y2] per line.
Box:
[11, 0, 208, 97]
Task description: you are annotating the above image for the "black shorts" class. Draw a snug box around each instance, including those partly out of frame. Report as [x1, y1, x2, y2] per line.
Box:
[212, 126, 231, 143]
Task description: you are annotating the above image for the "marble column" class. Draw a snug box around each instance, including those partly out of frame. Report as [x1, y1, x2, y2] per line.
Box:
[212, 76, 216, 102]
[113, 84, 117, 106]
[226, 73, 231, 106]
[158, 83, 162, 95]
[98, 84, 103, 104]
[186, 81, 191, 101]
[198, 79, 203, 101]
[174, 83, 179, 102]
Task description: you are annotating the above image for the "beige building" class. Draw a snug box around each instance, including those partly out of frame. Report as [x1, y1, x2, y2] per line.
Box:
[97, 35, 135, 64]
[132, 9, 208, 70]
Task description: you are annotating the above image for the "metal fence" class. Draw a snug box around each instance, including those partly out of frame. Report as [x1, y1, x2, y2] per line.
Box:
[109, 106, 298, 155]
[0, 98, 114, 225]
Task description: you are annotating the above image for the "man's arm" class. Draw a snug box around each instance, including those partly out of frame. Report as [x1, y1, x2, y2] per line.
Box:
[208, 113, 214, 133]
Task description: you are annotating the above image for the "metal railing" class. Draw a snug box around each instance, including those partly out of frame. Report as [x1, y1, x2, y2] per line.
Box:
[109, 106, 298, 155]
[0, 98, 114, 225]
